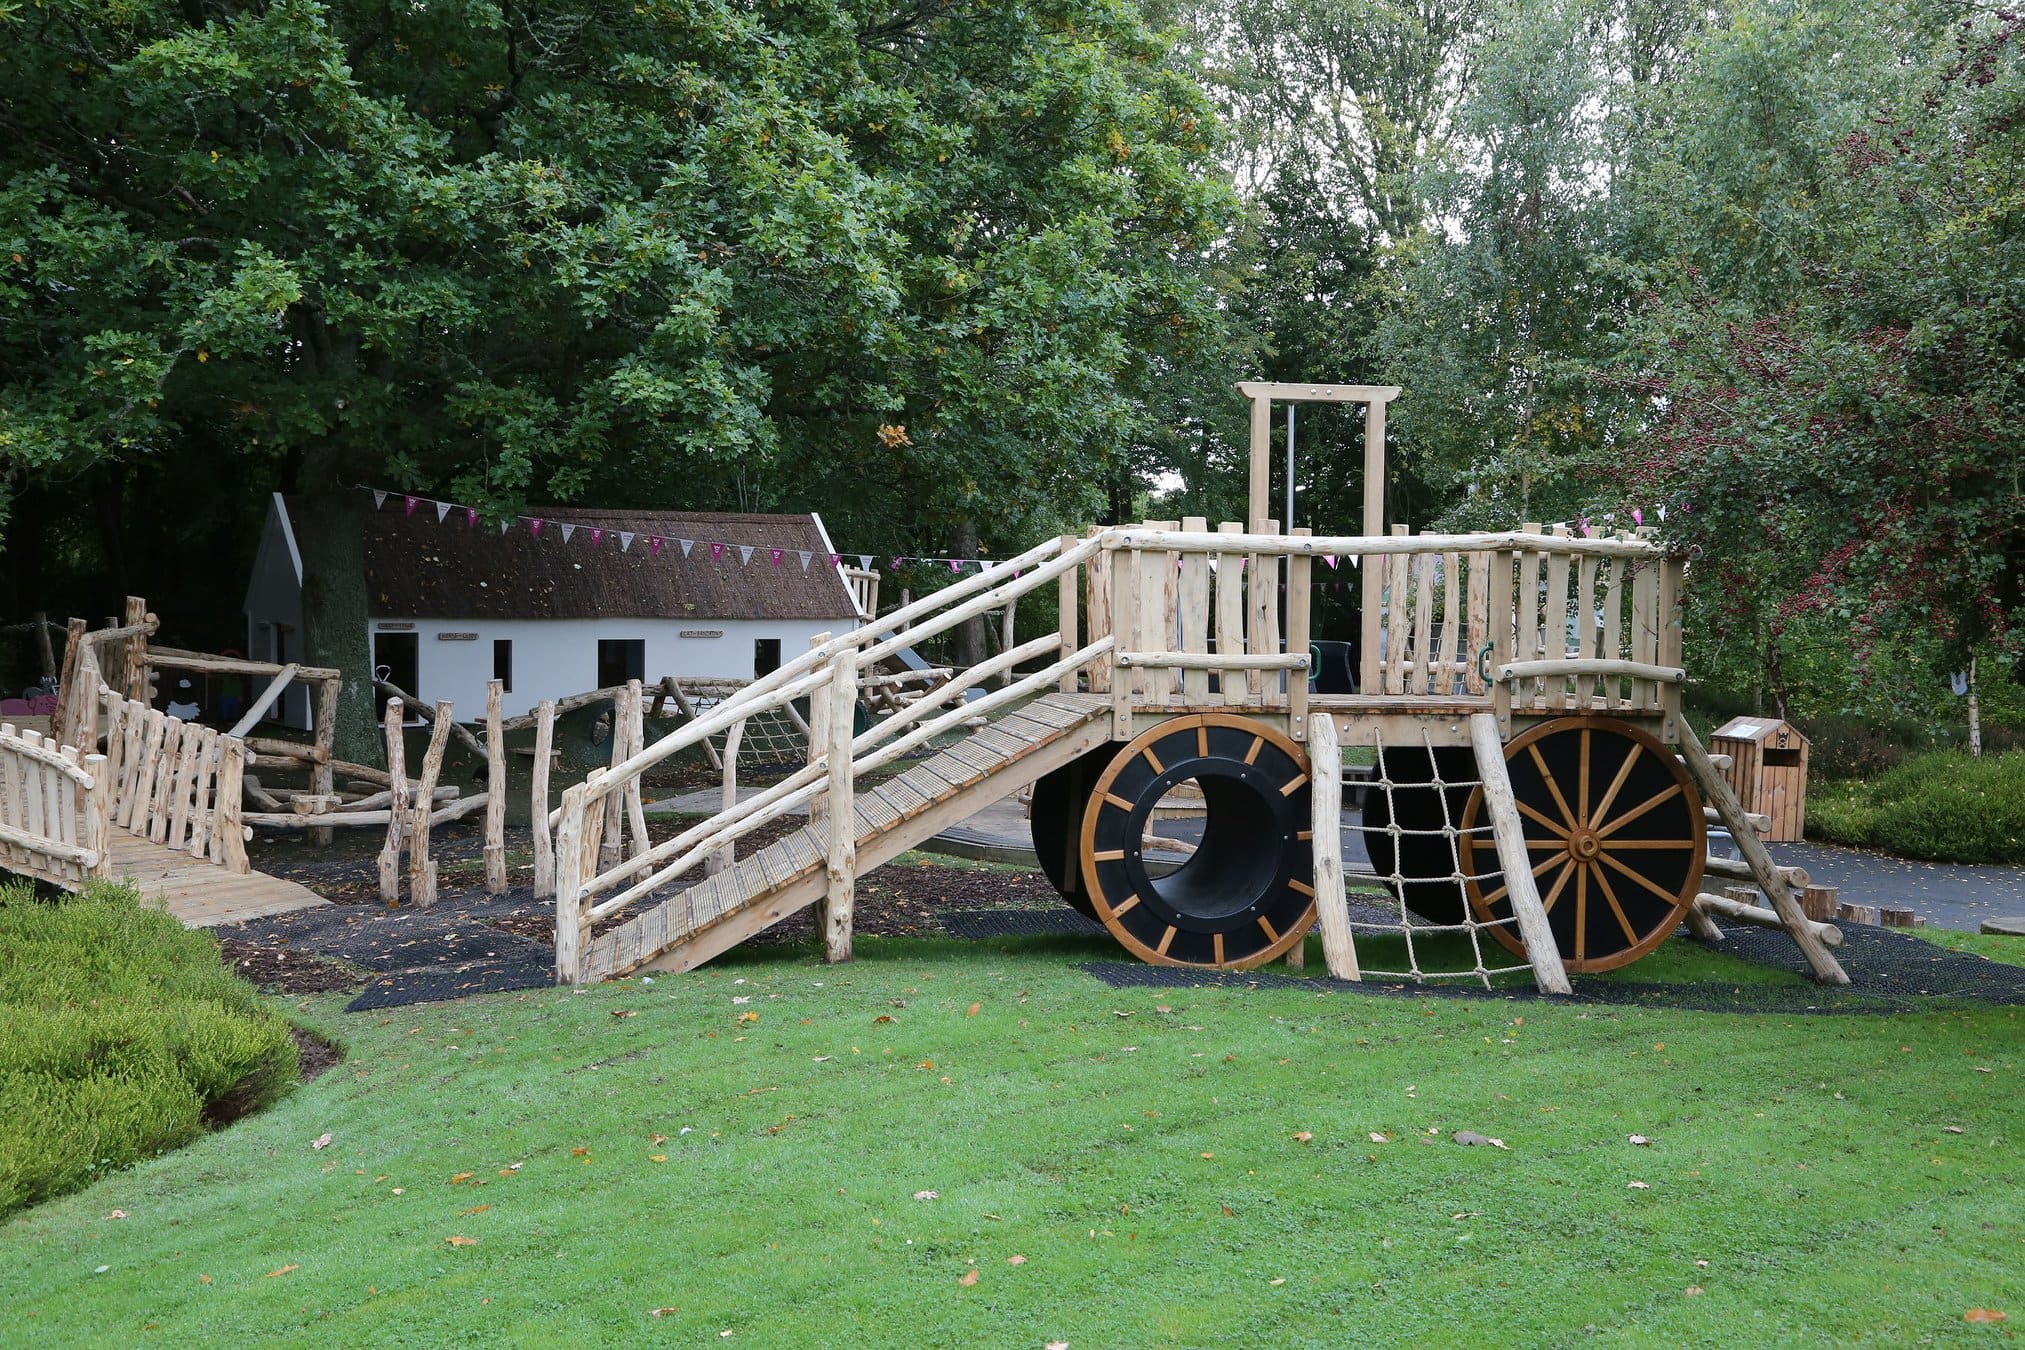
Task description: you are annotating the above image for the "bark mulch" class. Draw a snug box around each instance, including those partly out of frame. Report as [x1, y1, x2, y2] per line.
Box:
[216, 936, 361, 995]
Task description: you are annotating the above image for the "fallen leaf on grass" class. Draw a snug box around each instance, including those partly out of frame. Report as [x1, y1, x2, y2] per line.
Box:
[737, 1011, 759, 1024]
[1200, 1152, 1215, 1160]
[649, 1308, 678, 1318]
[958, 1268, 978, 1287]
[1964, 1309, 2006, 1324]
[1220, 1203, 1235, 1217]
[1943, 1126, 1965, 1134]
[650, 1154, 668, 1163]
[446, 1236, 478, 1247]
[265, 1264, 298, 1278]
[1628, 1134, 1652, 1146]
[1452, 1132, 1506, 1149]
[967, 1002, 981, 1017]
[198, 1274, 212, 1285]
[1269, 1278, 1286, 1286]
[450, 1172, 475, 1184]
[106, 1209, 128, 1220]
[611, 1009, 637, 1019]
[1047, 1341, 1069, 1349]
[651, 1134, 668, 1145]
[1628, 1181, 1651, 1190]
[571, 1147, 590, 1157]
[310, 1133, 332, 1151]
[914, 1190, 939, 1201]
[1155, 1004, 1171, 1014]
[1369, 1132, 1390, 1144]
[1008, 1255, 1026, 1266]
[873, 1014, 895, 1024]
[1684, 1286, 1703, 1296]
[461, 1204, 491, 1216]
[1292, 1131, 1313, 1143]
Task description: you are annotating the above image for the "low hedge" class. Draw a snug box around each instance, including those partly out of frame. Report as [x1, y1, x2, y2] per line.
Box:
[0, 882, 299, 1216]
[1807, 751, 2025, 865]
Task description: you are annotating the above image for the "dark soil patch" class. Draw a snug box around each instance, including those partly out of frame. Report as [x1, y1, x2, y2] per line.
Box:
[291, 1027, 343, 1084]
[216, 937, 361, 995]
[745, 856, 1063, 944]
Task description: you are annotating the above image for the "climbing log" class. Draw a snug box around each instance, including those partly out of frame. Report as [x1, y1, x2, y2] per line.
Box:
[1468, 714, 1572, 995]
[1692, 891, 1842, 947]
[824, 655, 857, 963]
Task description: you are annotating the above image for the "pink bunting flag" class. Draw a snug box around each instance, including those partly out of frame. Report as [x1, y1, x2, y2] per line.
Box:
[1578, 517, 1591, 538]
[649, 535, 663, 557]
[404, 495, 419, 516]
[590, 526, 603, 547]
[1632, 507, 1644, 526]
[892, 557, 907, 568]
[711, 543, 726, 563]
[948, 559, 961, 573]
[530, 518, 543, 538]
[770, 548, 783, 567]
[829, 553, 842, 568]
[1324, 555, 1339, 569]
[466, 507, 479, 528]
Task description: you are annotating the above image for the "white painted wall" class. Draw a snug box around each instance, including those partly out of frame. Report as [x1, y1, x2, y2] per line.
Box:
[372, 615, 844, 723]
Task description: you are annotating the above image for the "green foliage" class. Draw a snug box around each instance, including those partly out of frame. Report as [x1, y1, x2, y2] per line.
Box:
[1808, 751, 2025, 864]
[0, 882, 298, 1216]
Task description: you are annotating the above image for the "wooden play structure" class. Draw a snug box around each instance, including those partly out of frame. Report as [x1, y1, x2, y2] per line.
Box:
[549, 382, 1847, 989]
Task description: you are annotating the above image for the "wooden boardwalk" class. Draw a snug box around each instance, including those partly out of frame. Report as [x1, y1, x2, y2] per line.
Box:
[103, 831, 326, 928]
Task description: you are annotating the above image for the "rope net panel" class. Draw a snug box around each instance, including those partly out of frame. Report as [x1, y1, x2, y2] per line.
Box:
[1356, 728, 1534, 988]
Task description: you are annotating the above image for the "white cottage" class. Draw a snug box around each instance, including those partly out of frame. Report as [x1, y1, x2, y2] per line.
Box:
[244, 494, 864, 725]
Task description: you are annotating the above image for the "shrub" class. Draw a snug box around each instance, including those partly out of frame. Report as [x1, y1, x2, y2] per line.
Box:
[1805, 751, 2025, 865]
[0, 882, 299, 1215]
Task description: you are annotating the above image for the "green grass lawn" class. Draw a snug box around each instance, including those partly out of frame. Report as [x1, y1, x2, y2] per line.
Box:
[4, 925, 2022, 1345]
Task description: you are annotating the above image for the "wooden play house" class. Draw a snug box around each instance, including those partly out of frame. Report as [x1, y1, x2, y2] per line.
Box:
[1710, 716, 1810, 842]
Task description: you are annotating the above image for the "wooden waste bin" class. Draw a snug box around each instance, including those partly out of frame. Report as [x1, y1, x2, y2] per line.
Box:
[1711, 716, 1810, 841]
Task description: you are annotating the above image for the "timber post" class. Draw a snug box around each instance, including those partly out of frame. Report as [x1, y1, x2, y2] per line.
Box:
[215, 738, 250, 873]
[1469, 713, 1572, 995]
[532, 699, 556, 899]
[310, 676, 340, 845]
[824, 650, 858, 963]
[484, 679, 507, 894]
[1307, 711, 1359, 980]
[378, 698, 408, 903]
[553, 777, 591, 983]
[408, 700, 454, 909]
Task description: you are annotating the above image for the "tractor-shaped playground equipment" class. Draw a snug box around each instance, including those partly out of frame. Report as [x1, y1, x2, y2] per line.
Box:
[549, 384, 1847, 990]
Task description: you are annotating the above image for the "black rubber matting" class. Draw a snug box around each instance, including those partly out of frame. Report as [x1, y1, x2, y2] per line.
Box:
[939, 908, 1108, 939]
[1080, 923, 2025, 1015]
[345, 958, 554, 1011]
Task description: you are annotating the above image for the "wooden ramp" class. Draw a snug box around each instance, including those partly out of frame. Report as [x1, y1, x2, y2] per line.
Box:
[586, 692, 1110, 981]
[104, 831, 326, 928]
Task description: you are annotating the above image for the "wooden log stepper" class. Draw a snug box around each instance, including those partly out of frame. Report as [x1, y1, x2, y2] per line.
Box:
[1060, 713, 1316, 970]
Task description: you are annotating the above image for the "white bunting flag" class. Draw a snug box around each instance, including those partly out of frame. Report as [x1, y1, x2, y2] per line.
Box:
[859, 555, 873, 570]
[560, 523, 575, 543]
[499, 520, 510, 534]
[619, 531, 636, 552]
[373, 490, 388, 510]
[436, 500, 451, 523]
[979, 560, 994, 572]
[798, 551, 813, 571]
[680, 539, 694, 558]
[738, 545, 755, 565]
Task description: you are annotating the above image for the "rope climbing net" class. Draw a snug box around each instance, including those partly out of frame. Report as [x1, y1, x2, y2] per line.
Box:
[686, 693, 808, 769]
[1354, 729, 1534, 988]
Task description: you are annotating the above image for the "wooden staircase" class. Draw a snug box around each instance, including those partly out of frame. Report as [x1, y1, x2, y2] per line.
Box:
[582, 692, 1109, 980]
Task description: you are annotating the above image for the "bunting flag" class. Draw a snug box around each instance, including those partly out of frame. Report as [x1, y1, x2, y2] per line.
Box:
[373, 490, 388, 510]
[1324, 555, 1339, 569]
[619, 531, 635, 552]
[711, 543, 725, 563]
[798, 551, 813, 571]
[738, 545, 754, 565]
[530, 518, 543, 538]
[829, 553, 842, 567]
[590, 527, 603, 547]
[466, 507, 480, 528]
[892, 557, 907, 568]
[499, 520, 510, 534]
[649, 535, 664, 557]
[679, 539, 693, 558]
[769, 548, 783, 567]
[436, 500, 452, 523]
[1631, 508, 1645, 526]
[858, 555, 873, 570]
[948, 559, 962, 573]
[560, 523, 575, 543]
[404, 495, 419, 516]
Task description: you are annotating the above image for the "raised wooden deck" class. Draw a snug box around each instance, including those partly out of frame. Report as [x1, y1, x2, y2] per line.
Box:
[104, 831, 326, 927]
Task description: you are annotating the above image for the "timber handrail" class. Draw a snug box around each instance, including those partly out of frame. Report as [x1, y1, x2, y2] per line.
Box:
[1108, 527, 1665, 558]
[1496, 658, 1684, 684]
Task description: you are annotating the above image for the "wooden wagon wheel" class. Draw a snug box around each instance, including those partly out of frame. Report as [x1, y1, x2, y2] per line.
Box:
[1079, 714, 1315, 969]
[1461, 717, 1705, 973]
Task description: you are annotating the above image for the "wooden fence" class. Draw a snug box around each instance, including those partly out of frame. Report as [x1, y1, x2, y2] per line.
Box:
[0, 723, 110, 889]
[92, 683, 250, 872]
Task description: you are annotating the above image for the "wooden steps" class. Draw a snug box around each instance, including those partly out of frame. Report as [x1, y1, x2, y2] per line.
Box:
[583, 692, 1111, 980]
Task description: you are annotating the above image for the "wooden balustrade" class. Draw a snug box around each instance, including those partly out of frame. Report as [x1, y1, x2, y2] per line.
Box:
[0, 724, 110, 888]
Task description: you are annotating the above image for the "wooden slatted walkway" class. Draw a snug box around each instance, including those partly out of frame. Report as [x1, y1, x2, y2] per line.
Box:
[102, 831, 326, 928]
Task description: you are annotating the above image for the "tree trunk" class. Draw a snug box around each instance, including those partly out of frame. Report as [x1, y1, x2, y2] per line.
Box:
[293, 444, 382, 765]
[951, 519, 985, 671]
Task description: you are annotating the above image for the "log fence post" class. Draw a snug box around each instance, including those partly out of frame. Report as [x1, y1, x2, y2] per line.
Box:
[484, 679, 507, 894]
[378, 698, 408, 903]
[824, 652, 858, 963]
[532, 699, 556, 899]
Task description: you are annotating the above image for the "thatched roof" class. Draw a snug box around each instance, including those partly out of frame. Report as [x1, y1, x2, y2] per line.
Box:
[330, 505, 860, 622]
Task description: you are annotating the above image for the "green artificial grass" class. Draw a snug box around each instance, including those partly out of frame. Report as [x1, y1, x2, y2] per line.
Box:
[4, 927, 2020, 1345]
[0, 882, 299, 1217]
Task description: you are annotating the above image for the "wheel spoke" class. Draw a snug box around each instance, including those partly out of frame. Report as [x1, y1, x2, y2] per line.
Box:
[1578, 727, 1592, 827]
[1539, 858, 1578, 913]
[1589, 741, 1643, 830]
[1516, 800, 1571, 838]
[1588, 861, 1641, 947]
[1597, 846, 1689, 907]
[1527, 742, 1580, 830]
[1595, 782, 1682, 839]
[1574, 862, 1589, 962]
[1603, 839, 1695, 849]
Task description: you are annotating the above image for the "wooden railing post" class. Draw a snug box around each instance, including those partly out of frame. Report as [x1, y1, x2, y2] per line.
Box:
[709, 717, 744, 877]
[824, 651, 858, 963]
[1657, 556, 1683, 738]
[805, 634, 832, 829]
[484, 678, 508, 894]
[408, 700, 454, 908]
[56, 618, 86, 749]
[554, 778, 592, 983]
[310, 676, 339, 846]
[532, 699, 556, 899]
[379, 698, 408, 902]
[1246, 519, 1280, 704]
[1109, 540, 1137, 738]
[216, 737, 250, 874]
[1085, 528, 1112, 695]
[1057, 536, 1080, 693]
[82, 751, 112, 881]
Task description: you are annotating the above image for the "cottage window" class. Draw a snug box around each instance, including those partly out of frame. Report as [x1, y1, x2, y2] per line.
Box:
[754, 638, 782, 679]
[494, 639, 513, 693]
[598, 638, 646, 688]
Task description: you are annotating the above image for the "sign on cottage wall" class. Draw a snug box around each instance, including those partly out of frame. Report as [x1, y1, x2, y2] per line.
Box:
[679, 629, 725, 639]
[375, 622, 416, 632]
[436, 632, 480, 641]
